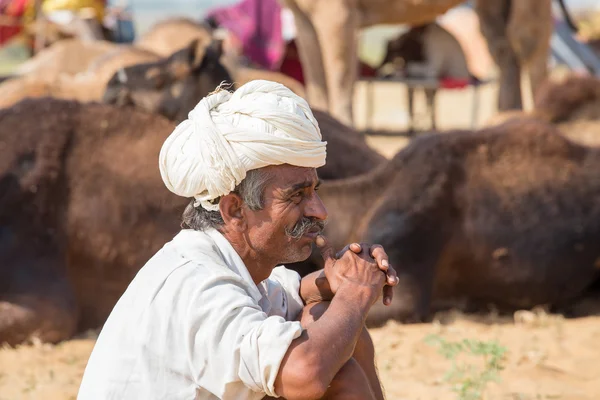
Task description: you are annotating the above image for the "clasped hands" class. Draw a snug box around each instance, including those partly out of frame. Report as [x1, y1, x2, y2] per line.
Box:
[314, 235, 399, 306]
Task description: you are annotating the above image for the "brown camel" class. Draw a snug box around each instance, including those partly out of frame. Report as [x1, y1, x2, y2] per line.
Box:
[134, 17, 214, 57]
[484, 75, 600, 147]
[133, 18, 308, 99]
[14, 39, 120, 81]
[280, 0, 552, 126]
[0, 40, 220, 110]
[317, 119, 600, 325]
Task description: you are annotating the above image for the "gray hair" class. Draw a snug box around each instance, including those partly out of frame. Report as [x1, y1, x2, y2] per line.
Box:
[181, 168, 270, 231]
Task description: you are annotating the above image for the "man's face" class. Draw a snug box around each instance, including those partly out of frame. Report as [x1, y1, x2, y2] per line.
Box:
[244, 165, 328, 265]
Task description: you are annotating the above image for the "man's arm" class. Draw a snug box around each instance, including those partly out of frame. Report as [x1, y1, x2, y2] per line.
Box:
[273, 237, 392, 400]
[298, 269, 332, 304]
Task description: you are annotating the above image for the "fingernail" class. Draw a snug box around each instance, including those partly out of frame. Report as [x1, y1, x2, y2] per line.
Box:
[315, 236, 325, 247]
[382, 260, 389, 267]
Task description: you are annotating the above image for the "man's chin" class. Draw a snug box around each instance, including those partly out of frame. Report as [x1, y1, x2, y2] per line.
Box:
[281, 239, 315, 264]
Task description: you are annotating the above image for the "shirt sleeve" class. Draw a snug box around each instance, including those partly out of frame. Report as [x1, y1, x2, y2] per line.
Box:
[265, 266, 304, 321]
[185, 272, 303, 399]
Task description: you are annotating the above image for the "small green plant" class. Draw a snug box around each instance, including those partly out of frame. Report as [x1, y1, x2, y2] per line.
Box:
[425, 334, 508, 400]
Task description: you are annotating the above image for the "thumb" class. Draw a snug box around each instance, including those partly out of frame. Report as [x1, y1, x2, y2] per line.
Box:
[316, 235, 335, 263]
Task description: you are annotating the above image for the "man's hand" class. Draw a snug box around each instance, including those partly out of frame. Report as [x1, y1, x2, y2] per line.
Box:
[335, 242, 399, 306]
[316, 235, 392, 308]
[314, 236, 399, 306]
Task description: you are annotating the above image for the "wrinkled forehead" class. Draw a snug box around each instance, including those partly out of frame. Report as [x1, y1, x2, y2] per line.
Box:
[262, 164, 319, 191]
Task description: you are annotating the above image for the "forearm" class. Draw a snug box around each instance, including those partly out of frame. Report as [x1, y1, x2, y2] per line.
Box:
[303, 286, 372, 373]
[298, 269, 333, 304]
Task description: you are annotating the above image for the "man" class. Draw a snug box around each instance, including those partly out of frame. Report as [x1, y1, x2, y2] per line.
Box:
[78, 80, 398, 400]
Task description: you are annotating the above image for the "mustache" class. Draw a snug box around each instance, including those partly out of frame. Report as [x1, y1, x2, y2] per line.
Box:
[285, 217, 326, 240]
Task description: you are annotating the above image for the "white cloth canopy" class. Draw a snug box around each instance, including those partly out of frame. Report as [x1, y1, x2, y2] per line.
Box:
[159, 80, 327, 211]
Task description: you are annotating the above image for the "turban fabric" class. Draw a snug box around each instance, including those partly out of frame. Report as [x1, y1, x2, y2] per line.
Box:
[159, 80, 327, 211]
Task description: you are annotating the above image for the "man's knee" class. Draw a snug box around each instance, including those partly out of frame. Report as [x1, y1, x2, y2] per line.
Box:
[356, 325, 376, 357]
[325, 357, 375, 399]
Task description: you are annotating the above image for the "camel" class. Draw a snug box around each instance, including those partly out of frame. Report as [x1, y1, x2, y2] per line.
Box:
[3, 17, 306, 110]
[13, 17, 212, 83]
[14, 38, 121, 81]
[0, 99, 183, 346]
[301, 119, 600, 325]
[134, 17, 214, 57]
[280, 0, 553, 126]
[0, 40, 222, 110]
[484, 75, 600, 147]
[102, 47, 311, 120]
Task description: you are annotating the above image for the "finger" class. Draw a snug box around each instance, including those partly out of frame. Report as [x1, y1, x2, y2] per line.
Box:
[316, 235, 336, 262]
[349, 243, 362, 253]
[370, 245, 389, 272]
[383, 285, 394, 306]
[385, 264, 398, 286]
[335, 244, 351, 259]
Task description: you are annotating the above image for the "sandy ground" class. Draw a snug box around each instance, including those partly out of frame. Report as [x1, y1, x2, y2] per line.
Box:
[1, 81, 599, 400]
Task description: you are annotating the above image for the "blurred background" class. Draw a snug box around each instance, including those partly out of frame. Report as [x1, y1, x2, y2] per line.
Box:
[1, 1, 600, 399]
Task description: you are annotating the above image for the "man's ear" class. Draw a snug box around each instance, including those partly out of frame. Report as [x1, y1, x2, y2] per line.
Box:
[219, 193, 247, 232]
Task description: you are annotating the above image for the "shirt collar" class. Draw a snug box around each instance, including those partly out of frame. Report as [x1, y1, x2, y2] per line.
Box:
[173, 228, 264, 304]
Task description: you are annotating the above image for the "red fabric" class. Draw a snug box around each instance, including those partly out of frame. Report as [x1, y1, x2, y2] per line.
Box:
[439, 77, 470, 89]
[0, 0, 27, 47]
[278, 40, 378, 86]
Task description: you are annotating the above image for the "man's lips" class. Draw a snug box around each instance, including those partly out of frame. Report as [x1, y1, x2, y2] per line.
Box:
[302, 226, 323, 239]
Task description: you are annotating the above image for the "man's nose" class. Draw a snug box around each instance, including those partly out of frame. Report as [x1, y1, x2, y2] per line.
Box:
[305, 192, 328, 221]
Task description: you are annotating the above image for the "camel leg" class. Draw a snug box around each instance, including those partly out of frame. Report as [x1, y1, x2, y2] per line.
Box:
[527, 52, 549, 102]
[288, 7, 330, 112]
[311, 0, 359, 126]
[474, 0, 523, 111]
[498, 52, 523, 111]
[506, 0, 552, 110]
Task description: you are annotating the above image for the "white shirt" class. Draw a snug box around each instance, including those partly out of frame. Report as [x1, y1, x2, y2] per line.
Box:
[78, 228, 304, 400]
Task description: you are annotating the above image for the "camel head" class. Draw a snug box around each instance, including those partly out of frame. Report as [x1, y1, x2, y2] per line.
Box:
[102, 38, 232, 122]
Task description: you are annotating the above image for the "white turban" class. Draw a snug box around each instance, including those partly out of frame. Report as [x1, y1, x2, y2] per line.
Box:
[158, 80, 327, 211]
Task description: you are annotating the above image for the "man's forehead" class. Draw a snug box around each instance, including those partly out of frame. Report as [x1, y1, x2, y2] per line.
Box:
[265, 164, 319, 188]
